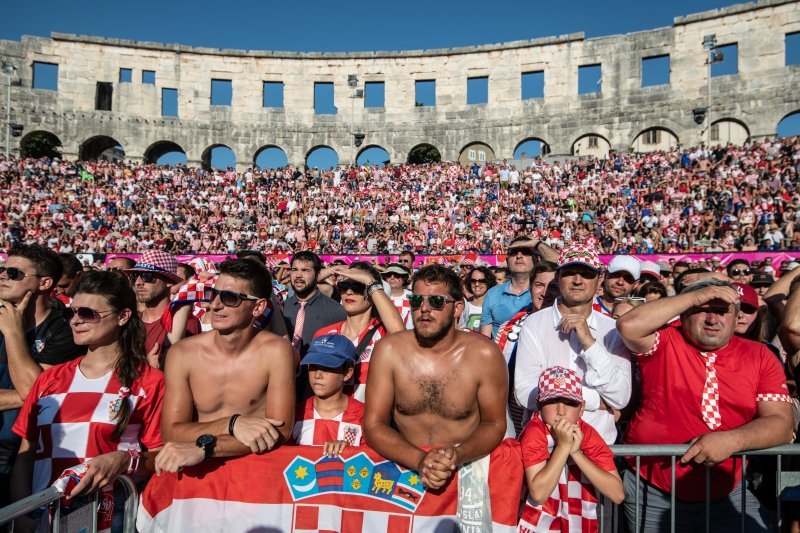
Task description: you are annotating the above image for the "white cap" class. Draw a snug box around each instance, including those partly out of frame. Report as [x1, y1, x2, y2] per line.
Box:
[781, 261, 800, 271]
[640, 260, 661, 278]
[607, 256, 641, 280]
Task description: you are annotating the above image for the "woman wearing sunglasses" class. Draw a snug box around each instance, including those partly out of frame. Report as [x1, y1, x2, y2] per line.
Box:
[10, 271, 163, 532]
[313, 262, 404, 402]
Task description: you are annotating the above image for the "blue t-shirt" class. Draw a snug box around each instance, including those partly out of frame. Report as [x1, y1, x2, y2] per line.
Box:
[480, 281, 533, 337]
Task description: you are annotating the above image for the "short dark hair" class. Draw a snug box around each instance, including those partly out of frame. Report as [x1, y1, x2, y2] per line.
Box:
[58, 253, 83, 279]
[530, 261, 557, 284]
[291, 251, 322, 275]
[469, 266, 497, 290]
[399, 251, 415, 261]
[412, 264, 464, 301]
[109, 256, 136, 269]
[673, 261, 690, 270]
[218, 259, 272, 299]
[177, 263, 196, 280]
[675, 267, 715, 294]
[9, 244, 62, 281]
[637, 281, 667, 298]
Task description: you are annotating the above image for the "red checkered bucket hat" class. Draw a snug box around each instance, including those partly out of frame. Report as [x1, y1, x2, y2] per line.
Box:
[125, 250, 181, 283]
[557, 243, 603, 272]
[538, 366, 583, 404]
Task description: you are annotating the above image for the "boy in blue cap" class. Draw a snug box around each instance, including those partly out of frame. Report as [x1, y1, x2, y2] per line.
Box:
[291, 334, 364, 457]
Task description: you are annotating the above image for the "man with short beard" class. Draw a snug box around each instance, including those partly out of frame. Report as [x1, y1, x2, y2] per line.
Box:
[593, 255, 641, 317]
[282, 251, 346, 360]
[364, 264, 508, 489]
[125, 250, 200, 368]
[515, 244, 631, 444]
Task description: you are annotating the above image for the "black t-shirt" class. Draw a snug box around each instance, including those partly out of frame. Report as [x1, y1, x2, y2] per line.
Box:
[0, 302, 86, 465]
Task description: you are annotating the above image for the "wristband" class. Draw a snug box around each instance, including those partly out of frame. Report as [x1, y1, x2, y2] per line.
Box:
[366, 282, 383, 298]
[126, 449, 140, 475]
[228, 414, 241, 436]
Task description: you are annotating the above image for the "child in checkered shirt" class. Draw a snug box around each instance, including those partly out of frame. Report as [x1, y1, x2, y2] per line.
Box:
[291, 334, 364, 456]
[518, 367, 623, 533]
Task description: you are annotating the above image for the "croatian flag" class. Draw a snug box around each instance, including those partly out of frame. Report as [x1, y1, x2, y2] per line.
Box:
[137, 441, 522, 532]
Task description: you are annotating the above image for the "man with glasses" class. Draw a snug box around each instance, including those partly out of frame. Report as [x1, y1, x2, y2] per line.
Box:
[124, 250, 200, 368]
[515, 244, 631, 444]
[479, 236, 557, 338]
[0, 245, 85, 506]
[155, 259, 295, 472]
[364, 264, 509, 493]
[593, 255, 641, 317]
[726, 258, 753, 285]
[398, 251, 416, 273]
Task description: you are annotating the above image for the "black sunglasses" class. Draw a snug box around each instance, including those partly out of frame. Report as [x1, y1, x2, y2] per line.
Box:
[129, 271, 161, 284]
[559, 268, 599, 280]
[63, 306, 116, 324]
[508, 248, 535, 257]
[730, 269, 751, 276]
[409, 294, 458, 310]
[204, 287, 261, 308]
[0, 266, 42, 281]
[337, 280, 367, 295]
[470, 278, 488, 285]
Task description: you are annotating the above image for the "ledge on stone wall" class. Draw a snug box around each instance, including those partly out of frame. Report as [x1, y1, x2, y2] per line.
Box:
[673, 0, 795, 25]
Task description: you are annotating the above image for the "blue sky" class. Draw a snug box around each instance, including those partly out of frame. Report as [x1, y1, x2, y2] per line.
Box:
[3, 0, 799, 168]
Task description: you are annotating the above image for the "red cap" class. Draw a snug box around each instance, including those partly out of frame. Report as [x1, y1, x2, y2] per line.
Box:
[733, 282, 759, 310]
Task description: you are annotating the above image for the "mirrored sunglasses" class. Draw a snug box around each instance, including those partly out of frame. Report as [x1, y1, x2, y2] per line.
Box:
[409, 294, 458, 310]
[63, 307, 116, 324]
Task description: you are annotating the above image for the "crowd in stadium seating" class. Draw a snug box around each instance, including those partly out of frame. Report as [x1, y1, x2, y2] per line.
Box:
[0, 135, 798, 256]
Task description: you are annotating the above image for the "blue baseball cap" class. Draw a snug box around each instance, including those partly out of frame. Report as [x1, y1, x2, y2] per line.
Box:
[300, 334, 357, 369]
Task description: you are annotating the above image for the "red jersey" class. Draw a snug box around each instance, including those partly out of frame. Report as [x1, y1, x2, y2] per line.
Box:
[624, 326, 791, 500]
[518, 414, 616, 532]
[291, 396, 365, 446]
[13, 358, 164, 493]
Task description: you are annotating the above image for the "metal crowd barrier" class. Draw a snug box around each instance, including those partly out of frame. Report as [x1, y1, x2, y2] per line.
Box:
[602, 444, 800, 533]
[0, 474, 138, 533]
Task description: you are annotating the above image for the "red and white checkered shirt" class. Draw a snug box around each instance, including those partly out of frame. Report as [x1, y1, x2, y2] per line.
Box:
[291, 396, 365, 446]
[390, 294, 413, 329]
[314, 319, 386, 403]
[13, 357, 164, 493]
[518, 414, 616, 533]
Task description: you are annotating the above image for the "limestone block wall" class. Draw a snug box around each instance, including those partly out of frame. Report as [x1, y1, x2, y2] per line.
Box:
[0, 0, 798, 169]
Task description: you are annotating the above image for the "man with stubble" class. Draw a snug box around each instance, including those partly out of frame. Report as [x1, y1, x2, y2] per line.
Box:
[364, 264, 508, 489]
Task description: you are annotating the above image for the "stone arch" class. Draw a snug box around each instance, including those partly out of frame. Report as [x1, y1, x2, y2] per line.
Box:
[201, 144, 236, 170]
[305, 145, 339, 170]
[710, 118, 750, 146]
[356, 145, 390, 167]
[459, 141, 495, 165]
[630, 127, 679, 153]
[79, 135, 125, 162]
[777, 110, 800, 138]
[19, 130, 62, 158]
[253, 145, 288, 169]
[571, 133, 611, 157]
[144, 140, 187, 165]
[407, 143, 441, 164]
[513, 137, 551, 159]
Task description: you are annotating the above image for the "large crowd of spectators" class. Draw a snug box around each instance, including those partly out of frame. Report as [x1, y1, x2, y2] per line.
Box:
[0, 135, 798, 256]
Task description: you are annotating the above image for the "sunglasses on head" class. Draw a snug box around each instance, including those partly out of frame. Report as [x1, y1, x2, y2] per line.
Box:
[204, 287, 261, 307]
[409, 294, 458, 310]
[128, 271, 161, 284]
[0, 266, 42, 281]
[730, 269, 751, 276]
[63, 306, 116, 324]
[336, 280, 367, 295]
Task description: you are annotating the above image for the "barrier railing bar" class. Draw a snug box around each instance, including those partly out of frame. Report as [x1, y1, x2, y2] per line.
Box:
[670, 455, 675, 533]
[740, 455, 746, 533]
[118, 475, 139, 533]
[705, 466, 710, 533]
[777, 454, 783, 531]
[0, 487, 61, 526]
[610, 444, 800, 456]
[635, 455, 640, 533]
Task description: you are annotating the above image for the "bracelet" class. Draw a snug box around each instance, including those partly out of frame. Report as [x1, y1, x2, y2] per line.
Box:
[126, 449, 140, 475]
[228, 414, 241, 436]
[366, 282, 383, 298]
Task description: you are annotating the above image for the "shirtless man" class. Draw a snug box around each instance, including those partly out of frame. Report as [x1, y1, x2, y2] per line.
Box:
[154, 259, 295, 473]
[364, 264, 508, 489]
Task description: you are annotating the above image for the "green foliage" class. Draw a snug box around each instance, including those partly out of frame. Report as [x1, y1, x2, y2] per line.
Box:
[407, 144, 441, 164]
[20, 132, 62, 159]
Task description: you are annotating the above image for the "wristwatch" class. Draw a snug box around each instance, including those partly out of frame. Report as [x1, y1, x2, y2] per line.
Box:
[366, 281, 384, 298]
[196, 434, 217, 460]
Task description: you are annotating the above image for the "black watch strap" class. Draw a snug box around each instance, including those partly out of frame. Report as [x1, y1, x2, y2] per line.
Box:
[196, 434, 216, 460]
